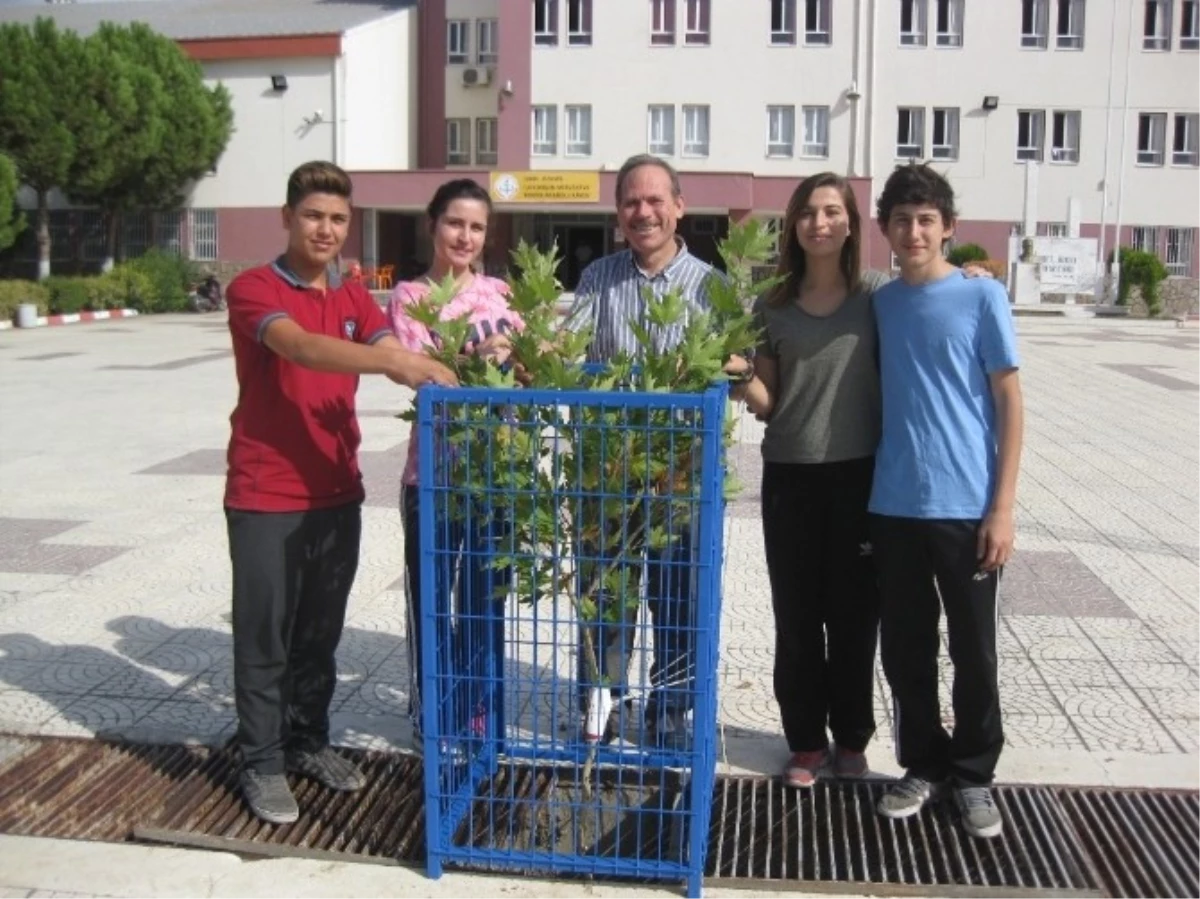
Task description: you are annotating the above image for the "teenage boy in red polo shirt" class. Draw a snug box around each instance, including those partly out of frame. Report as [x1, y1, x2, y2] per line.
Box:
[225, 161, 456, 824]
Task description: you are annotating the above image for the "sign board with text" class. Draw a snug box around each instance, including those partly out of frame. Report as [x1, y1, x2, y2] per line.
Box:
[1006, 236, 1099, 294]
[489, 171, 600, 204]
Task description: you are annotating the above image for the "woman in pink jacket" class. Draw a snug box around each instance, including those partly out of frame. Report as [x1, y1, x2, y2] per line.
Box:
[387, 179, 524, 751]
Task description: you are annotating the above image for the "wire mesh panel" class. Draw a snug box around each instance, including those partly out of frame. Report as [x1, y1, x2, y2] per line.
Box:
[416, 382, 727, 897]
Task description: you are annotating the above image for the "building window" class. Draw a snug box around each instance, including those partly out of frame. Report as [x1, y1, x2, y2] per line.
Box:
[1144, 0, 1171, 49]
[532, 105, 557, 155]
[447, 19, 470, 64]
[805, 0, 831, 44]
[767, 105, 796, 156]
[801, 106, 829, 157]
[1137, 112, 1167, 164]
[565, 105, 592, 155]
[155, 210, 184, 256]
[901, 0, 928, 46]
[935, 0, 964, 46]
[931, 107, 959, 159]
[1050, 110, 1081, 162]
[190, 209, 218, 261]
[1038, 222, 1069, 237]
[476, 118, 498, 166]
[648, 104, 676, 155]
[446, 118, 471, 164]
[1021, 0, 1050, 47]
[1056, 0, 1085, 48]
[567, 0, 592, 45]
[896, 106, 925, 158]
[534, 0, 558, 45]
[683, 104, 710, 156]
[651, 0, 676, 44]
[685, 0, 711, 44]
[477, 19, 499, 64]
[1173, 112, 1199, 164]
[1183, 0, 1199, 47]
[771, 0, 796, 45]
[1130, 226, 1158, 252]
[1017, 109, 1045, 160]
[1165, 227, 1195, 275]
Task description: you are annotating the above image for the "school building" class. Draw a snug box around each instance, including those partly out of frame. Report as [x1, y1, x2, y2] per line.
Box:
[2, 0, 1197, 285]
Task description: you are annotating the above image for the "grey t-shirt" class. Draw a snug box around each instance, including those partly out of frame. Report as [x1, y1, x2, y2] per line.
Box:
[755, 269, 889, 464]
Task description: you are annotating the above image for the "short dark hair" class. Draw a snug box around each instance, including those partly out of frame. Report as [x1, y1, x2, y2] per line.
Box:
[614, 154, 682, 205]
[286, 160, 353, 208]
[426, 178, 493, 225]
[875, 162, 958, 228]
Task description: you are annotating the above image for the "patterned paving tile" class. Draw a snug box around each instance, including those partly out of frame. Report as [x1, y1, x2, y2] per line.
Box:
[1100, 363, 1199, 392]
[1001, 551, 1133, 617]
[1004, 714, 1088, 750]
[1058, 687, 1182, 753]
[0, 518, 128, 576]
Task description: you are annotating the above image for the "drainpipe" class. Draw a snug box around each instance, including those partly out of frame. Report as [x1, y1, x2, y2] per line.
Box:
[1110, 0, 1137, 302]
[1095, 0, 1119, 287]
[846, 0, 867, 177]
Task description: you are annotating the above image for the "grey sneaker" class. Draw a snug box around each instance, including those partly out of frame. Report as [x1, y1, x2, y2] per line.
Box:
[954, 784, 1003, 838]
[878, 775, 935, 819]
[240, 769, 299, 825]
[285, 746, 365, 792]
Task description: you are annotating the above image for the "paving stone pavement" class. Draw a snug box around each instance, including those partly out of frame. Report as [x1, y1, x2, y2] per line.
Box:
[0, 313, 1196, 793]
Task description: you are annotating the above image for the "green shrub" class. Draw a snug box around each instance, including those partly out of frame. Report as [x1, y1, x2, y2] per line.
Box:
[1110, 247, 1169, 314]
[43, 276, 94, 314]
[127, 248, 198, 313]
[104, 264, 157, 312]
[947, 243, 989, 267]
[0, 279, 49, 322]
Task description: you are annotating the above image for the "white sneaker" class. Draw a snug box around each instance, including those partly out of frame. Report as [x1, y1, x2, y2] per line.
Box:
[583, 687, 613, 743]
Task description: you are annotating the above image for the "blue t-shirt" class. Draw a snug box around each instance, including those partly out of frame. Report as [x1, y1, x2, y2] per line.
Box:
[869, 269, 1020, 520]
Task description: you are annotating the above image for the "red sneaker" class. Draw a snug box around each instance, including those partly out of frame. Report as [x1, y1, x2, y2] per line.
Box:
[833, 746, 869, 778]
[782, 749, 828, 788]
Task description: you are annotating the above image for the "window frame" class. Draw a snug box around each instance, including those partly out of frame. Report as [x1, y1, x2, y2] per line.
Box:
[1137, 112, 1168, 165]
[651, 0, 676, 44]
[475, 117, 498, 166]
[1144, 0, 1172, 50]
[566, 0, 593, 46]
[1021, 0, 1050, 48]
[1182, 0, 1199, 48]
[446, 117, 471, 165]
[532, 105, 558, 155]
[931, 106, 959, 160]
[896, 106, 926, 158]
[1055, 0, 1085, 48]
[935, 0, 964, 46]
[1172, 113, 1199, 165]
[1016, 109, 1046, 161]
[900, 0, 929, 46]
[565, 104, 593, 156]
[684, 0, 711, 44]
[770, 0, 797, 45]
[477, 19, 499, 64]
[1050, 110, 1081, 163]
[1165, 226, 1196, 276]
[800, 105, 830, 157]
[682, 103, 711, 156]
[190, 208, 219, 261]
[804, 0, 832, 45]
[648, 103, 677, 156]
[766, 104, 796, 157]
[447, 19, 470, 64]
[534, 0, 559, 46]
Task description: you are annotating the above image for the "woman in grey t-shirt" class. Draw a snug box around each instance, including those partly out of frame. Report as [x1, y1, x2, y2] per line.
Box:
[728, 173, 883, 789]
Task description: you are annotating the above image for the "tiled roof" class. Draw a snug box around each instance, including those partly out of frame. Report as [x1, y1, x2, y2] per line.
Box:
[0, 0, 415, 41]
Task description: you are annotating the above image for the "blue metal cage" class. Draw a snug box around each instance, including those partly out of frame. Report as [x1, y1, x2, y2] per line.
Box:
[415, 381, 728, 897]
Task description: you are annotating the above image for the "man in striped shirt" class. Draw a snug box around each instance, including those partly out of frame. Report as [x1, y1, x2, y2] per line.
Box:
[564, 155, 714, 751]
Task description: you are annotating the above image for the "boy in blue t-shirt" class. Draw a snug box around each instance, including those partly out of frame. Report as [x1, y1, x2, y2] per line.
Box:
[870, 164, 1024, 839]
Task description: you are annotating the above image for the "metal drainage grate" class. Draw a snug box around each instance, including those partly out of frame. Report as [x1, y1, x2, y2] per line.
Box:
[1057, 787, 1200, 899]
[0, 735, 1196, 898]
[706, 777, 1101, 896]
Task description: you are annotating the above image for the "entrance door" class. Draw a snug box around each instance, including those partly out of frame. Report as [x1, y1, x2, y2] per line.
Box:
[555, 225, 607, 291]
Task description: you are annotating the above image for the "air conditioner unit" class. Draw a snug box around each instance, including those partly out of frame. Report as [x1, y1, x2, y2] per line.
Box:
[461, 66, 492, 87]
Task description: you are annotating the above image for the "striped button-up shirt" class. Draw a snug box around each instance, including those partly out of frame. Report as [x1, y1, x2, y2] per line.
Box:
[564, 240, 714, 362]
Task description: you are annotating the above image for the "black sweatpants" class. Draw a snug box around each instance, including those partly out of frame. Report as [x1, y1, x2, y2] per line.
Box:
[401, 484, 508, 734]
[228, 502, 361, 775]
[870, 515, 1004, 785]
[762, 457, 879, 754]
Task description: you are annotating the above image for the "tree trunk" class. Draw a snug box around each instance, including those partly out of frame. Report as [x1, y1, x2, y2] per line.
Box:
[36, 190, 50, 281]
[101, 210, 118, 273]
